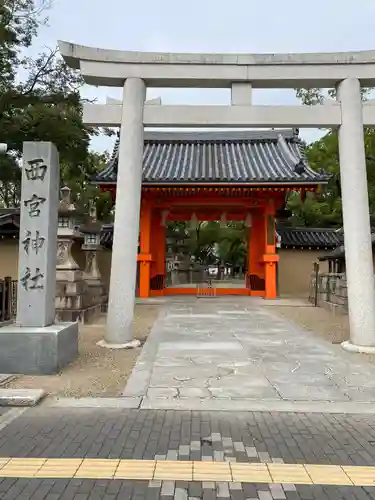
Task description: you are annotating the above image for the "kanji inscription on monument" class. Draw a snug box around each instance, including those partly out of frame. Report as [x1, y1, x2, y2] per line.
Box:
[23, 194, 46, 217]
[25, 158, 47, 181]
[17, 142, 60, 327]
[22, 230, 45, 255]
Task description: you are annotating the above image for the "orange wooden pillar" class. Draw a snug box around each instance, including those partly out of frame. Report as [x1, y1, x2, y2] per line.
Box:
[262, 202, 279, 299]
[150, 211, 166, 294]
[249, 212, 265, 278]
[247, 210, 267, 296]
[138, 202, 152, 298]
[155, 221, 166, 277]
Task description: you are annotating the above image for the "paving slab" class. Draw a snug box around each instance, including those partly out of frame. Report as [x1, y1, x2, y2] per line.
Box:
[0, 389, 45, 406]
[48, 397, 142, 408]
[123, 297, 375, 411]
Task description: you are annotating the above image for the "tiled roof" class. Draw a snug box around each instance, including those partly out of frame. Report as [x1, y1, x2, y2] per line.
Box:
[277, 226, 340, 249]
[0, 209, 20, 235]
[94, 129, 329, 185]
[320, 233, 375, 260]
[319, 245, 345, 261]
[100, 224, 340, 250]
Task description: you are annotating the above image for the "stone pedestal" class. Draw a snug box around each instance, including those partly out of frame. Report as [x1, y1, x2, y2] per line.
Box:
[55, 267, 91, 322]
[0, 142, 78, 374]
[83, 251, 106, 305]
[0, 323, 78, 374]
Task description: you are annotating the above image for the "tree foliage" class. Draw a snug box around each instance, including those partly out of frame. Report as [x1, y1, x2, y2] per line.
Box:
[291, 87, 374, 227]
[286, 128, 375, 227]
[296, 87, 370, 106]
[168, 221, 248, 271]
[0, 0, 113, 219]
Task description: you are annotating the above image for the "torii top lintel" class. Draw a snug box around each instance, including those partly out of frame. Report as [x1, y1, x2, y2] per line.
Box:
[58, 41, 375, 88]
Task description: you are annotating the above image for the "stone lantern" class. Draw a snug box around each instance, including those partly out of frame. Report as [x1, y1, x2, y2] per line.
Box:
[80, 203, 105, 305]
[55, 186, 88, 322]
[56, 186, 82, 273]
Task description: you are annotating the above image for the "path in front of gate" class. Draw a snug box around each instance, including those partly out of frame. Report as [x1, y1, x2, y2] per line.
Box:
[123, 297, 375, 411]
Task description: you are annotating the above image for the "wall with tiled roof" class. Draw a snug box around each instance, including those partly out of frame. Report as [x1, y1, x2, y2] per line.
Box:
[277, 226, 340, 249]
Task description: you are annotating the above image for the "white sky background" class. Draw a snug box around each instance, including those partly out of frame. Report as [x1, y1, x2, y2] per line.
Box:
[29, 0, 375, 155]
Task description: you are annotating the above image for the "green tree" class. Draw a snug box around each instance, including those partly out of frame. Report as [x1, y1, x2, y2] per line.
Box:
[290, 86, 374, 227]
[287, 128, 375, 227]
[0, 0, 113, 217]
[287, 131, 342, 227]
[296, 87, 370, 106]
[61, 151, 114, 222]
[215, 222, 247, 277]
[187, 221, 219, 264]
[175, 220, 248, 273]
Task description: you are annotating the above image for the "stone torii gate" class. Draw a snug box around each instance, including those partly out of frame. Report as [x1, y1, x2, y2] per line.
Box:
[60, 42, 375, 353]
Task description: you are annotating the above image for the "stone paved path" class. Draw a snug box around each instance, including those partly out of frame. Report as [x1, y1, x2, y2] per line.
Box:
[123, 297, 375, 410]
[0, 407, 374, 498]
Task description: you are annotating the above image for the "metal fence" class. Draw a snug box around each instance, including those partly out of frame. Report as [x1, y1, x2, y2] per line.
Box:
[196, 279, 216, 298]
[0, 277, 17, 322]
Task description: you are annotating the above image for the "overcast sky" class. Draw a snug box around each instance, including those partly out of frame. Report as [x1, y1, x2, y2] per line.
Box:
[31, 0, 375, 154]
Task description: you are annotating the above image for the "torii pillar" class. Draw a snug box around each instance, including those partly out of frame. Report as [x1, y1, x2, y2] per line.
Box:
[338, 78, 375, 353]
[99, 78, 146, 347]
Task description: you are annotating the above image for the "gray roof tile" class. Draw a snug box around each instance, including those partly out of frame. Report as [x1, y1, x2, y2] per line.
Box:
[99, 224, 340, 249]
[93, 129, 329, 185]
[320, 233, 375, 260]
[277, 226, 340, 249]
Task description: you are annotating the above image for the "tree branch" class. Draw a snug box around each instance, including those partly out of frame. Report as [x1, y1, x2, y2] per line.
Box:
[22, 47, 57, 96]
[12, 0, 52, 19]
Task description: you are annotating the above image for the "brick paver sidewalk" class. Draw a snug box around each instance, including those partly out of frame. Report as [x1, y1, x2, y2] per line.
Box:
[0, 407, 374, 498]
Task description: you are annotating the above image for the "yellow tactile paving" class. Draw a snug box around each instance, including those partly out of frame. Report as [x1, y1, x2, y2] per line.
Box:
[35, 459, 83, 479]
[193, 461, 232, 481]
[116, 460, 156, 480]
[154, 461, 193, 480]
[117, 460, 155, 467]
[268, 464, 312, 484]
[342, 466, 375, 486]
[75, 459, 120, 479]
[231, 463, 271, 483]
[305, 464, 353, 486]
[0, 457, 374, 485]
[0, 458, 10, 469]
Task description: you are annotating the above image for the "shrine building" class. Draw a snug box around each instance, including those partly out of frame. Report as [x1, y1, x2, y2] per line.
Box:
[94, 128, 329, 299]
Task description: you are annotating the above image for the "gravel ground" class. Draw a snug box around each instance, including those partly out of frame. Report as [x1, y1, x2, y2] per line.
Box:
[4, 304, 160, 399]
[271, 300, 375, 365]
[271, 301, 350, 344]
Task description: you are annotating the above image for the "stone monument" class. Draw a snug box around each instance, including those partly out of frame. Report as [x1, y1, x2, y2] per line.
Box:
[0, 142, 78, 374]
